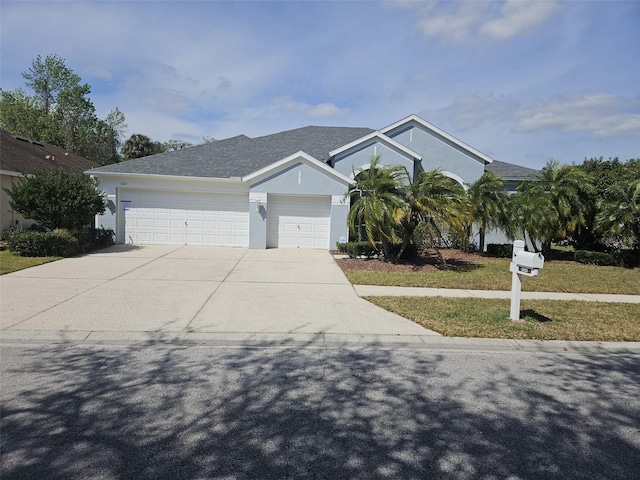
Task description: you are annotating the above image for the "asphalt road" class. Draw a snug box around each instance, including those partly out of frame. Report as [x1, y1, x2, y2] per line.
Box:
[1, 341, 639, 480]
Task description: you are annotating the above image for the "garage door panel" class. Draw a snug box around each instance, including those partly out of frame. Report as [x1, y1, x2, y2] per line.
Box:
[266, 195, 330, 249]
[121, 189, 249, 246]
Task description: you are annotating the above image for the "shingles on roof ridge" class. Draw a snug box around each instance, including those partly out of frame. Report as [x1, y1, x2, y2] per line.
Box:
[485, 159, 539, 180]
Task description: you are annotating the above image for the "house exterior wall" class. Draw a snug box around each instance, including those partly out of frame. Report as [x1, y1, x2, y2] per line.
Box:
[386, 123, 485, 185]
[249, 161, 351, 249]
[332, 141, 415, 179]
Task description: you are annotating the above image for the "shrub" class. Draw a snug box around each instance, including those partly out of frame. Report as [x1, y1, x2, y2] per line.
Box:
[6, 230, 79, 257]
[574, 250, 618, 266]
[5, 227, 114, 257]
[486, 243, 513, 258]
[346, 241, 378, 259]
[335, 241, 347, 253]
[386, 242, 419, 260]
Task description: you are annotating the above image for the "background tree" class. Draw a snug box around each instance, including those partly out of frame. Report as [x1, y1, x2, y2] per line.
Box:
[122, 133, 166, 160]
[573, 157, 640, 251]
[595, 179, 640, 260]
[0, 54, 126, 165]
[163, 139, 195, 151]
[347, 156, 408, 259]
[5, 170, 105, 230]
[467, 171, 508, 252]
[22, 54, 81, 114]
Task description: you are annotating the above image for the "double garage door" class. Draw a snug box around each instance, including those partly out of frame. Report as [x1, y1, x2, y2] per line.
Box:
[120, 189, 331, 249]
[267, 195, 330, 249]
[121, 189, 249, 246]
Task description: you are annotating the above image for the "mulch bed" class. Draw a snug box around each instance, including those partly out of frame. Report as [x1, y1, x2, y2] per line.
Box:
[335, 249, 486, 272]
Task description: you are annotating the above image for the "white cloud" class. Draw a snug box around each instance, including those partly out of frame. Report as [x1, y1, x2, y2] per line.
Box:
[517, 94, 640, 137]
[427, 93, 640, 139]
[268, 96, 348, 118]
[391, 0, 560, 44]
[481, 0, 559, 40]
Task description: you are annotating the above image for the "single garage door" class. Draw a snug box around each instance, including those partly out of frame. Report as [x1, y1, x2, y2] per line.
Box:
[266, 194, 330, 249]
[120, 189, 249, 246]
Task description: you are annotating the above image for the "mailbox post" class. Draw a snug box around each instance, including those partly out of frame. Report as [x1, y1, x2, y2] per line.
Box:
[509, 240, 544, 321]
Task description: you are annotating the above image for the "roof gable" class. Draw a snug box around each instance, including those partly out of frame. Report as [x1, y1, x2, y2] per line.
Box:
[328, 131, 422, 161]
[381, 114, 495, 165]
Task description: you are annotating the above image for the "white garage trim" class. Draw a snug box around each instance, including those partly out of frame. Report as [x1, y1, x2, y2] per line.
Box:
[119, 188, 249, 246]
[267, 194, 331, 249]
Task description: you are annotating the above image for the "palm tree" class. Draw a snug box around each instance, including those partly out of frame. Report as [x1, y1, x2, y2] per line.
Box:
[347, 155, 408, 259]
[510, 161, 594, 252]
[467, 172, 508, 252]
[397, 170, 468, 259]
[595, 179, 640, 256]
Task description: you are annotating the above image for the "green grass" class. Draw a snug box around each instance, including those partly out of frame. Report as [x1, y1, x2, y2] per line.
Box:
[0, 250, 62, 275]
[367, 296, 640, 341]
[344, 258, 640, 295]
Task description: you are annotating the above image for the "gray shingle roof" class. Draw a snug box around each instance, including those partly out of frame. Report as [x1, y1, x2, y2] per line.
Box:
[485, 160, 539, 181]
[87, 126, 374, 178]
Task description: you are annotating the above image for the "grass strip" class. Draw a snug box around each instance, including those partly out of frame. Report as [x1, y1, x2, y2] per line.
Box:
[366, 296, 640, 341]
[0, 250, 62, 275]
[345, 259, 640, 295]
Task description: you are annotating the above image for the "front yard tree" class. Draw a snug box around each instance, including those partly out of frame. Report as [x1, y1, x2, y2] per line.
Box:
[398, 170, 467, 259]
[5, 170, 105, 230]
[467, 171, 508, 252]
[347, 156, 408, 259]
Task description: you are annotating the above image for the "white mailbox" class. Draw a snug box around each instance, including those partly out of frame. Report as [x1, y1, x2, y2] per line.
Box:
[509, 251, 544, 277]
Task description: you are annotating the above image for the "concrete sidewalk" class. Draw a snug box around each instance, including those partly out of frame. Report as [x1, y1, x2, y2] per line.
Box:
[354, 285, 640, 303]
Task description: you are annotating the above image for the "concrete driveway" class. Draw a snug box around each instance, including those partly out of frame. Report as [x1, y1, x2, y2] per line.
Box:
[1, 245, 433, 336]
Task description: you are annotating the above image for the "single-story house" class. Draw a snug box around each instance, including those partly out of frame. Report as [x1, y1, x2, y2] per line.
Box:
[0, 130, 98, 232]
[87, 114, 538, 250]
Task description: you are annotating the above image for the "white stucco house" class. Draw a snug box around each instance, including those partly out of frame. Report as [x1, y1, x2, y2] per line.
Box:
[87, 114, 538, 250]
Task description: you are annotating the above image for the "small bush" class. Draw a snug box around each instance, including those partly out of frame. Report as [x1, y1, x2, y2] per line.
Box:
[92, 227, 115, 249]
[574, 250, 618, 266]
[486, 243, 513, 258]
[346, 241, 378, 259]
[335, 241, 347, 253]
[386, 242, 419, 260]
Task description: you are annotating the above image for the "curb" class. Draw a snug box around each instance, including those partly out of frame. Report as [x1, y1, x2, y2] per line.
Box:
[2, 330, 639, 354]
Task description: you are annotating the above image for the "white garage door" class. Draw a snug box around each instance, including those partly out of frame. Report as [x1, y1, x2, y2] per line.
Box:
[120, 189, 249, 246]
[267, 194, 330, 249]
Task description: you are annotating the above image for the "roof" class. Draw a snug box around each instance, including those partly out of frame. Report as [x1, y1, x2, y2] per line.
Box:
[485, 160, 539, 181]
[88, 126, 374, 178]
[0, 130, 98, 175]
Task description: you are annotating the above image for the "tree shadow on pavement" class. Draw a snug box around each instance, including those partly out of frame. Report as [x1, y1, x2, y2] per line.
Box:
[1, 339, 638, 479]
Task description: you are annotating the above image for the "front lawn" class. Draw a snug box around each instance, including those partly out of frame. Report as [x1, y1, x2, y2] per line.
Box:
[0, 250, 62, 275]
[338, 250, 640, 295]
[367, 296, 640, 341]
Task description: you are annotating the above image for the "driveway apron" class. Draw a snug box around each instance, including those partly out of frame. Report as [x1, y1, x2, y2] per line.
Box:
[1, 245, 432, 336]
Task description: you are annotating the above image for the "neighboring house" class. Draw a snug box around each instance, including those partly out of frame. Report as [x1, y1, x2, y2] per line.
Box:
[0, 130, 98, 232]
[87, 114, 538, 250]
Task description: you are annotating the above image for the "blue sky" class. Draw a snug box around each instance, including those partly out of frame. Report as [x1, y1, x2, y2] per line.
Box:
[1, 0, 638, 169]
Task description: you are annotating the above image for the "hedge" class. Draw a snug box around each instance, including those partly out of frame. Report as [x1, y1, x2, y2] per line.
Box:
[486, 243, 513, 258]
[6, 227, 115, 257]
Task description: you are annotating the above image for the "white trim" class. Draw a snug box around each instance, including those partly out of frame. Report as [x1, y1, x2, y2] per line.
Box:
[331, 195, 348, 206]
[328, 132, 422, 160]
[380, 114, 495, 164]
[440, 171, 469, 191]
[0, 169, 24, 177]
[85, 170, 243, 182]
[242, 151, 355, 186]
[249, 192, 267, 202]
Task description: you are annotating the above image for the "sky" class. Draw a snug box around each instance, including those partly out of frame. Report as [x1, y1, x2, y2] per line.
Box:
[1, 0, 638, 170]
